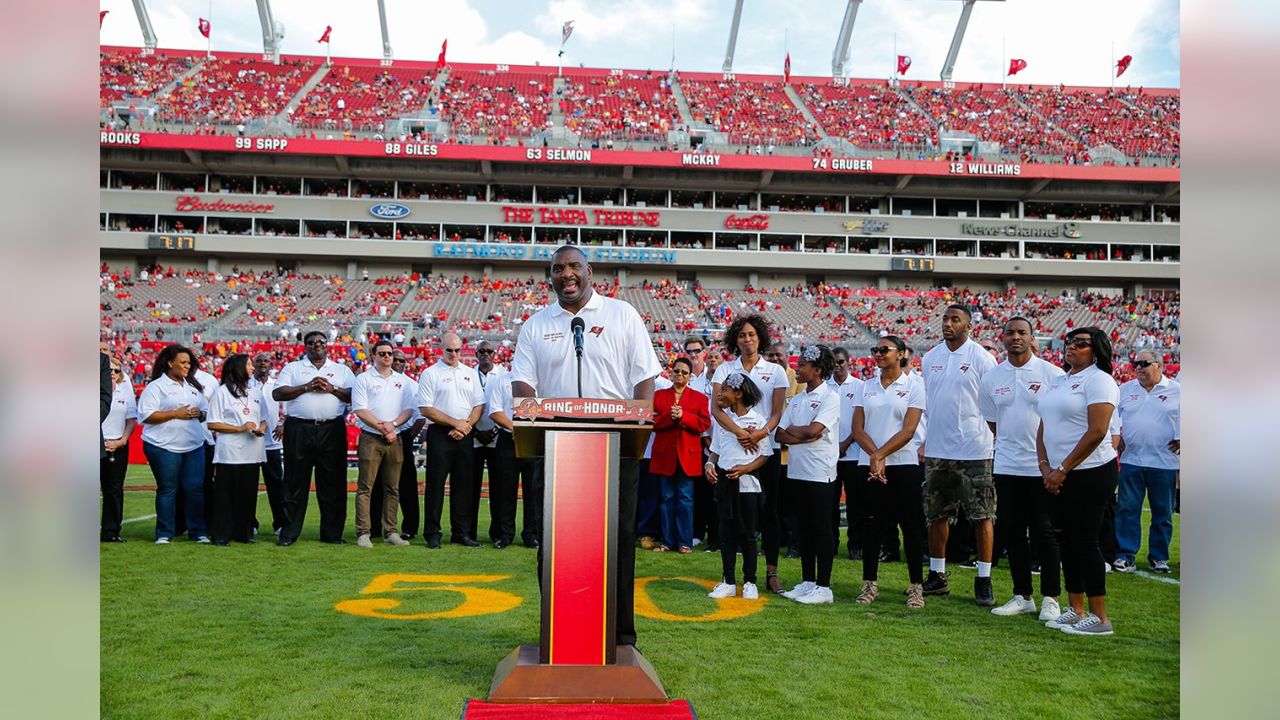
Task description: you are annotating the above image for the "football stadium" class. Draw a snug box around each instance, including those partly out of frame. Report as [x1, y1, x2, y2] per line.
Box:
[99, 2, 1179, 718]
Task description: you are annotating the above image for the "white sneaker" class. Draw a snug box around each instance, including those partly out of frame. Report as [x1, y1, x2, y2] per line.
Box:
[1038, 597, 1062, 622]
[356, 534, 374, 549]
[384, 533, 409, 546]
[742, 582, 759, 600]
[991, 596, 1037, 617]
[1045, 607, 1082, 629]
[195, 536, 211, 544]
[781, 581, 816, 599]
[154, 537, 171, 545]
[691, 538, 702, 547]
[796, 586, 834, 605]
[707, 582, 737, 599]
[1113, 558, 1136, 573]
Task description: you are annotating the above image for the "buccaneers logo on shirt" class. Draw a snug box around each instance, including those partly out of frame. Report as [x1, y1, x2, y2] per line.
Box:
[896, 390, 908, 398]
[1028, 383, 1041, 393]
[589, 326, 604, 337]
[1158, 395, 1169, 402]
[959, 363, 971, 373]
[1071, 383, 1081, 390]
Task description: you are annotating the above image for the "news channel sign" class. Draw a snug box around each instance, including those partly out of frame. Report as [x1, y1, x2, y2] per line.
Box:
[369, 203, 411, 220]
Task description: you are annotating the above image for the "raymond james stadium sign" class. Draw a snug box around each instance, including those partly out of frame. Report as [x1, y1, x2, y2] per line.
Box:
[960, 222, 1082, 239]
[433, 242, 676, 265]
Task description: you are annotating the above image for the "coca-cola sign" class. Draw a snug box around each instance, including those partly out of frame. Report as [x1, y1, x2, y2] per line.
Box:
[174, 195, 276, 214]
[723, 213, 770, 231]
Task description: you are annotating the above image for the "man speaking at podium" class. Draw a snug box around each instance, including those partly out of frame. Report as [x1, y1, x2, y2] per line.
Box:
[511, 245, 660, 647]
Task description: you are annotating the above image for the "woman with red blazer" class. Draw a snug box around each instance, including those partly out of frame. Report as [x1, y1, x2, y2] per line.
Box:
[651, 357, 712, 553]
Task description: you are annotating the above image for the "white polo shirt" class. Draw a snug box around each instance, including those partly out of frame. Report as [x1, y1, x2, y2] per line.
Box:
[254, 376, 283, 451]
[473, 365, 506, 446]
[417, 360, 485, 424]
[978, 356, 1066, 476]
[712, 356, 791, 452]
[275, 358, 354, 421]
[827, 374, 866, 463]
[709, 408, 773, 492]
[194, 368, 218, 445]
[138, 374, 209, 453]
[487, 371, 515, 433]
[1116, 376, 1180, 470]
[1038, 363, 1120, 470]
[854, 371, 926, 467]
[778, 382, 841, 483]
[208, 384, 267, 465]
[102, 380, 138, 441]
[512, 290, 661, 400]
[921, 338, 997, 460]
[352, 368, 416, 434]
[397, 375, 421, 433]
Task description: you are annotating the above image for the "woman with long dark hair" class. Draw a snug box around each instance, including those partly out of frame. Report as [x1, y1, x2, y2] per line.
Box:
[1036, 327, 1120, 636]
[206, 354, 267, 545]
[137, 344, 210, 544]
[710, 314, 791, 594]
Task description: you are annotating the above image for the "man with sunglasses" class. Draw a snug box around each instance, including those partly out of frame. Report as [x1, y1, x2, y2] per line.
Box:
[682, 337, 717, 551]
[470, 341, 509, 547]
[829, 347, 866, 559]
[371, 350, 426, 540]
[416, 333, 486, 548]
[272, 330, 355, 545]
[1113, 351, 1180, 573]
[351, 340, 415, 548]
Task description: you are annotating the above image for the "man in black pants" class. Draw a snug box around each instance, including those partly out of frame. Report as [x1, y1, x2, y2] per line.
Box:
[828, 346, 866, 558]
[416, 332, 486, 548]
[371, 349, 425, 539]
[486, 363, 544, 548]
[511, 245, 659, 648]
[470, 341, 503, 545]
[272, 331, 355, 545]
[253, 352, 289, 536]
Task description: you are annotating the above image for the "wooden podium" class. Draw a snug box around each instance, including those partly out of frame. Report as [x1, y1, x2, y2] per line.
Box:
[487, 398, 667, 703]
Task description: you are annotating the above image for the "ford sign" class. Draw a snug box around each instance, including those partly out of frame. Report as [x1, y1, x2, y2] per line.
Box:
[369, 203, 411, 219]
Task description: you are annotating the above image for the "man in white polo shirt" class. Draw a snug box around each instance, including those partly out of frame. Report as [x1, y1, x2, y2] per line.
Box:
[1114, 351, 1180, 573]
[417, 333, 486, 549]
[351, 340, 415, 548]
[370, 349, 426, 540]
[272, 330, 355, 546]
[920, 304, 999, 605]
[470, 341, 506, 546]
[828, 346, 866, 559]
[252, 352, 288, 536]
[511, 245, 660, 648]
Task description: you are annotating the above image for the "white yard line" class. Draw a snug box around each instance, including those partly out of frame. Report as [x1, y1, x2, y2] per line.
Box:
[120, 491, 266, 525]
[1133, 570, 1180, 585]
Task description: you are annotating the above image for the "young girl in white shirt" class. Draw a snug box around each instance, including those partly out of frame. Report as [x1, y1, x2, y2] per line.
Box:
[705, 372, 772, 600]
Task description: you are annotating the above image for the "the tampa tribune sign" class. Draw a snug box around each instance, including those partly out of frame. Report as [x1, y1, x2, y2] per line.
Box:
[959, 222, 1082, 239]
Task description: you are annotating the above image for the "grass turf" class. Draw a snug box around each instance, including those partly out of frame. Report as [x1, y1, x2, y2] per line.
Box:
[102, 466, 1178, 719]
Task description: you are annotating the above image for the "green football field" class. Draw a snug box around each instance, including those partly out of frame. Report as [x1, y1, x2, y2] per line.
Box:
[101, 466, 1179, 719]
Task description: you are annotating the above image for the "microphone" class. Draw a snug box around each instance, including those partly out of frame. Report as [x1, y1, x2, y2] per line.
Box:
[570, 317, 585, 359]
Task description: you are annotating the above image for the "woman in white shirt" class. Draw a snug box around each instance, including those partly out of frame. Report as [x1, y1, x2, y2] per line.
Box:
[138, 345, 211, 544]
[852, 336, 928, 608]
[1036, 327, 1120, 636]
[704, 372, 772, 601]
[206, 354, 268, 545]
[101, 357, 137, 543]
[775, 345, 842, 605]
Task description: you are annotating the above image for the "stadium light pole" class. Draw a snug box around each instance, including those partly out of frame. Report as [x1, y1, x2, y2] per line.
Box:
[831, 0, 862, 78]
[255, 0, 281, 64]
[377, 0, 394, 64]
[939, 0, 1004, 82]
[129, 0, 158, 55]
[722, 0, 744, 72]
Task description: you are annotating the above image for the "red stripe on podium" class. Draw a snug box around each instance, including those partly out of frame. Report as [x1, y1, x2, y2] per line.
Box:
[548, 432, 611, 665]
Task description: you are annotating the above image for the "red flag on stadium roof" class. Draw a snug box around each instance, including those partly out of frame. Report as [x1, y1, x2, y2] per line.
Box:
[1116, 54, 1133, 77]
[437, 39, 448, 70]
[100, 10, 108, 29]
[784, 53, 791, 84]
[198, 18, 211, 39]
[1007, 58, 1027, 76]
[318, 26, 332, 44]
[897, 55, 911, 75]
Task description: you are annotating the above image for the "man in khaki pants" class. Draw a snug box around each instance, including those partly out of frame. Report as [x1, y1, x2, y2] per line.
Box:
[351, 339, 416, 548]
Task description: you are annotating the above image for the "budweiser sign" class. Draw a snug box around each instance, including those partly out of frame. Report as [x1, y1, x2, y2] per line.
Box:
[515, 397, 652, 423]
[723, 213, 770, 230]
[174, 195, 276, 214]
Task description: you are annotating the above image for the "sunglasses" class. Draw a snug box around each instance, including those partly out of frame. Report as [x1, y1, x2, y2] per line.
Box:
[375, 351, 394, 357]
[684, 347, 704, 354]
[476, 348, 494, 355]
[111, 368, 123, 374]
[1132, 360, 1157, 369]
[1067, 338, 1093, 348]
[304, 340, 327, 346]
[834, 358, 848, 365]
[443, 348, 461, 354]
[871, 347, 896, 355]
[670, 369, 691, 376]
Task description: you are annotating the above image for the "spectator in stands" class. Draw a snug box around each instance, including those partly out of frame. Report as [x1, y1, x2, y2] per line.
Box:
[416, 333, 485, 548]
[705, 372, 771, 600]
[138, 344, 210, 544]
[1036, 327, 1120, 636]
[252, 353, 288, 536]
[101, 356, 137, 543]
[1113, 351, 1180, 574]
[351, 340, 415, 549]
[205, 354, 267, 546]
[651, 357, 711, 554]
[272, 331, 355, 546]
[775, 345, 841, 605]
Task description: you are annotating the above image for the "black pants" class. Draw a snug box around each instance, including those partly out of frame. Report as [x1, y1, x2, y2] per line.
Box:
[518, 456, 544, 547]
[832, 461, 860, 551]
[1050, 459, 1118, 598]
[489, 432, 521, 544]
[281, 417, 348, 543]
[792, 479, 836, 587]
[779, 462, 796, 549]
[471, 444, 498, 542]
[1099, 486, 1118, 566]
[373, 429, 420, 537]
[759, 452, 783, 565]
[100, 444, 129, 539]
[259, 447, 288, 533]
[693, 448, 718, 546]
[174, 443, 215, 537]
[861, 464, 927, 585]
[212, 463, 260, 543]
[635, 459, 661, 539]
[995, 474, 1061, 598]
[537, 456, 639, 646]
[715, 469, 759, 584]
[424, 424, 475, 542]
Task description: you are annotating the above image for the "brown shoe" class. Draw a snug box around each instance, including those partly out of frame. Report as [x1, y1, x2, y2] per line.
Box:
[855, 580, 878, 604]
[639, 536, 656, 550]
[906, 583, 925, 609]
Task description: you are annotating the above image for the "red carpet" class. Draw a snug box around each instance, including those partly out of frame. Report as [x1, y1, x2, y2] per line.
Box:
[461, 699, 696, 719]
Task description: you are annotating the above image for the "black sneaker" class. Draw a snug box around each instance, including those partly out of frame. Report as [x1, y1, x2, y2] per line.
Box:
[878, 550, 900, 563]
[921, 570, 950, 596]
[958, 558, 978, 570]
[848, 547, 862, 561]
[974, 576, 995, 607]
[785, 546, 801, 559]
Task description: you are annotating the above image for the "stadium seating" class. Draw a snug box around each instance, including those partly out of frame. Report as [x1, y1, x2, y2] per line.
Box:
[436, 69, 556, 139]
[801, 82, 935, 148]
[561, 73, 681, 142]
[681, 77, 820, 145]
[155, 56, 318, 125]
[100, 49, 201, 104]
[291, 64, 436, 131]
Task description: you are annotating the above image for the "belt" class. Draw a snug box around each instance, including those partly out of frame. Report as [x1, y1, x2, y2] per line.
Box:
[285, 416, 344, 426]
